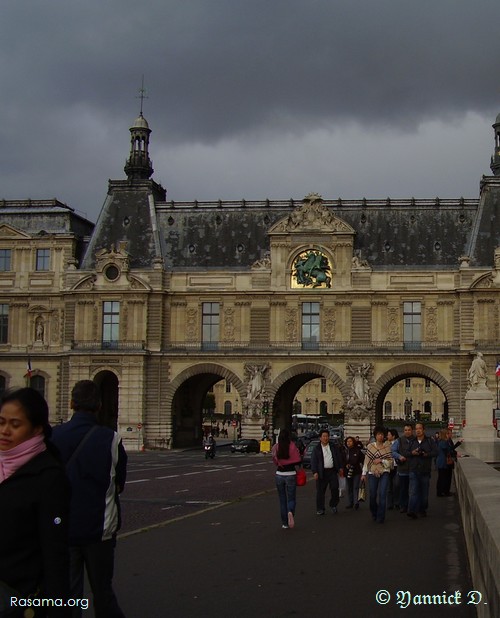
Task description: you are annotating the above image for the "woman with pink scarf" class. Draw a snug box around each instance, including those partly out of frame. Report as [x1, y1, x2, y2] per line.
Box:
[0, 387, 71, 617]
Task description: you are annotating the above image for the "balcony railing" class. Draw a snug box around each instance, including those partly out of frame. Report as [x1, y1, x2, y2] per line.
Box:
[165, 340, 458, 353]
[72, 340, 146, 351]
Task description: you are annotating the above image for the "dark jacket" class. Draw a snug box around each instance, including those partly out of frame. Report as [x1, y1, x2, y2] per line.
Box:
[52, 411, 127, 546]
[0, 449, 71, 614]
[344, 445, 364, 476]
[311, 440, 345, 478]
[408, 435, 438, 475]
[393, 435, 412, 475]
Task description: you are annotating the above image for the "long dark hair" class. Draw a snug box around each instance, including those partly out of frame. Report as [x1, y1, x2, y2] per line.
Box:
[277, 428, 292, 459]
[1, 387, 51, 439]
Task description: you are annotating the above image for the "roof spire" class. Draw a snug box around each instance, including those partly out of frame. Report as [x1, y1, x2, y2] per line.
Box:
[124, 79, 154, 180]
[137, 75, 148, 116]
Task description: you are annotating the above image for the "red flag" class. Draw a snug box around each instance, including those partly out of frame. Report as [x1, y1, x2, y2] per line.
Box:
[26, 356, 32, 378]
[496, 362, 500, 377]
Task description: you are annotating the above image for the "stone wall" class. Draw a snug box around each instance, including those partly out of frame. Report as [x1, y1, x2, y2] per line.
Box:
[455, 452, 500, 618]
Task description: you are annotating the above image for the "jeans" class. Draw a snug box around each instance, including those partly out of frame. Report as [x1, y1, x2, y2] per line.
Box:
[315, 468, 339, 512]
[70, 538, 126, 618]
[275, 474, 297, 526]
[368, 473, 390, 522]
[346, 473, 361, 506]
[408, 471, 431, 514]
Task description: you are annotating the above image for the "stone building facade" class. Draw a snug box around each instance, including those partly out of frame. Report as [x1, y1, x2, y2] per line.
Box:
[2, 111, 500, 448]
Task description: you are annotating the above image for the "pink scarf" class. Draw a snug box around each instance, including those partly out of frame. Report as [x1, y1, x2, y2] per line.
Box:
[0, 434, 46, 483]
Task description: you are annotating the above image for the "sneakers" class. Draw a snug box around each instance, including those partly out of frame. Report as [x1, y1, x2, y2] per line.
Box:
[287, 512, 295, 529]
[331, 507, 338, 514]
[316, 510, 325, 515]
[282, 524, 289, 529]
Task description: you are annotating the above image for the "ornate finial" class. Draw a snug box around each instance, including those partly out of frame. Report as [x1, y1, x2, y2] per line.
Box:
[136, 75, 148, 115]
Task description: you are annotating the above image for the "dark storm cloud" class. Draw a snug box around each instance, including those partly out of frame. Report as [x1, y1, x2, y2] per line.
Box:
[0, 0, 500, 218]
[2, 0, 500, 139]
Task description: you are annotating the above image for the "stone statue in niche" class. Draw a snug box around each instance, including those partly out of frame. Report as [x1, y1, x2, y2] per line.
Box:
[35, 317, 44, 342]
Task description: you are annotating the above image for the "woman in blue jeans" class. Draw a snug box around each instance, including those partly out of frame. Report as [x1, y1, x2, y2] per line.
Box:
[361, 426, 393, 524]
[271, 429, 302, 529]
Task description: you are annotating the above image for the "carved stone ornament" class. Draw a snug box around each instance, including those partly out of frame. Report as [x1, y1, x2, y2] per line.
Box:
[346, 363, 374, 410]
[244, 363, 270, 417]
[95, 241, 130, 274]
[270, 193, 355, 234]
[251, 253, 271, 270]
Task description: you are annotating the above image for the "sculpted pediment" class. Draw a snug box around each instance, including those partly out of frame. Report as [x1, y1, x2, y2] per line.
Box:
[0, 223, 31, 239]
[269, 193, 355, 235]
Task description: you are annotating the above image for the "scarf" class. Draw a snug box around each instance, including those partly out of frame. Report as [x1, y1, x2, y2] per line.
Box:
[0, 433, 46, 483]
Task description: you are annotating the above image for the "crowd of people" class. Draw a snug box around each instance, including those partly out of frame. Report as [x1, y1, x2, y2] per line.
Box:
[0, 381, 127, 618]
[272, 423, 462, 528]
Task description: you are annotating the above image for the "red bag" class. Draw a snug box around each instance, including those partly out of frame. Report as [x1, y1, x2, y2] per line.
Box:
[296, 468, 307, 486]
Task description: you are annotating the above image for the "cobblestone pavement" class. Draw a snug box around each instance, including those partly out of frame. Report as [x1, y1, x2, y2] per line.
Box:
[120, 448, 276, 534]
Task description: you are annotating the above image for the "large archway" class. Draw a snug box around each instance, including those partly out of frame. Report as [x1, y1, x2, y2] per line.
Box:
[270, 363, 348, 430]
[374, 363, 451, 426]
[93, 370, 119, 430]
[166, 363, 245, 447]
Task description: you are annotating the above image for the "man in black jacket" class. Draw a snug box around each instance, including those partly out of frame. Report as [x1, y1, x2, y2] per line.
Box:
[52, 380, 127, 618]
[311, 429, 345, 515]
[392, 423, 414, 513]
[407, 422, 437, 519]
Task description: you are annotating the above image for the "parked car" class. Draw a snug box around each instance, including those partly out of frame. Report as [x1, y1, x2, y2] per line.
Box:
[231, 439, 260, 454]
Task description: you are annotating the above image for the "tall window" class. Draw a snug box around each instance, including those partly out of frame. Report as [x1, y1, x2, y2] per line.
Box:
[405, 378, 411, 392]
[403, 301, 421, 349]
[0, 249, 11, 271]
[0, 304, 8, 343]
[102, 301, 120, 347]
[320, 378, 327, 393]
[384, 401, 393, 418]
[224, 401, 232, 415]
[302, 302, 320, 349]
[30, 375, 45, 398]
[425, 378, 431, 393]
[225, 380, 231, 393]
[36, 248, 50, 271]
[202, 302, 219, 350]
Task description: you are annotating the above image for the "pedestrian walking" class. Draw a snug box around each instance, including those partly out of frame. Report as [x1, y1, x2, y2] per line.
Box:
[344, 436, 364, 510]
[271, 429, 302, 529]
[361, 426, 393, 523]
[407, 422, 437, 519]
[0, 387, 71, 616]
[392, 423, 414, 513]
[311, 429, 345, 515]
[52, 380, 127, 618]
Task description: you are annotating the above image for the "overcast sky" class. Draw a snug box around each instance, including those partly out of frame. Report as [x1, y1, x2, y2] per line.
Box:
[1, 0, 500, 223]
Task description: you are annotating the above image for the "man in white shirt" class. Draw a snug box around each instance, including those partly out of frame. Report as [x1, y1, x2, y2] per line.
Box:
[311, 429, 345, 515]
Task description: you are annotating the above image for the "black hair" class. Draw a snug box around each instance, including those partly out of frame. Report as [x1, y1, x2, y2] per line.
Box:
[277, 428, 291, 459]
[1, 387, 51, 439]
[373, 425, 387, 439]
[319, 428, 330, 437]
[71, 380, 101, 413]
[388, 428, 399, 439]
